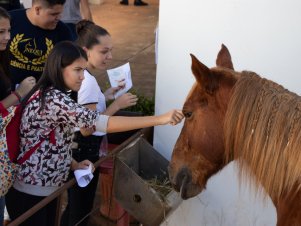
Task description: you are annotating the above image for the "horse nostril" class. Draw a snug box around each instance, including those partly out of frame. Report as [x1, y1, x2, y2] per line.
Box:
[175, 167, 192, 191]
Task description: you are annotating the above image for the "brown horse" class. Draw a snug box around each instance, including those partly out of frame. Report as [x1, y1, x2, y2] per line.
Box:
[169, 44, 301, 226]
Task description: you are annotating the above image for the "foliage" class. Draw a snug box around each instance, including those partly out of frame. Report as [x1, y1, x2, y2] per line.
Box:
[106, 87, 155, 116]
[124, 89, 155, 116]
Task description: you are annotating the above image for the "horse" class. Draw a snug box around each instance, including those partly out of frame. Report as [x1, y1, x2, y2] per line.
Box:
[168, 44, 301, 226]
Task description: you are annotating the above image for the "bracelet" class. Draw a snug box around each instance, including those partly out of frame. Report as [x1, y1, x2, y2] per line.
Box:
[11, 91, 22, 102]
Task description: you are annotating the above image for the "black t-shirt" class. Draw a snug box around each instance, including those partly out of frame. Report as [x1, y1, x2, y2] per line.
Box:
[0, 0, 20, 11]
[8, 9, 73, 88]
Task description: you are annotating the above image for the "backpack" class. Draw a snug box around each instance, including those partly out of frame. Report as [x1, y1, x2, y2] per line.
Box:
[5, 93, 55, 164]
[0, 94, 55, 196]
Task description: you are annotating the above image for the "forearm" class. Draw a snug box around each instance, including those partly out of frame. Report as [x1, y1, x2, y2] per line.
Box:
[79, 103, 97, 136]
[71, 159, 79, 171]
[95, 109, 183, 133]
[0, 91, 22, 108]
[103, 101, 120, 116]
[80, 0, 93, 21]
[106, 116, 162, 133]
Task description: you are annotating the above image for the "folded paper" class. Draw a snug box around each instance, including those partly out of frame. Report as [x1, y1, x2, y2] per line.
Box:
[74, 164, 94, 187]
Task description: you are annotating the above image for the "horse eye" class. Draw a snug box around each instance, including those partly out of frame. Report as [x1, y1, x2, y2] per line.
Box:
[184, 112, 192, 118]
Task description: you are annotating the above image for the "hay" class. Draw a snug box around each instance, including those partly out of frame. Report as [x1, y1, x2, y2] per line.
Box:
[147, 177, 172, 201]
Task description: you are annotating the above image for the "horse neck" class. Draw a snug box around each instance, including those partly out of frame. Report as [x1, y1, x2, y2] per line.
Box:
[276, 185, 301, 226]
[224, 72, 301, 202]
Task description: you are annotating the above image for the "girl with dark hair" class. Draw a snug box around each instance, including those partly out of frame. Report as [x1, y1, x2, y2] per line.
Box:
[5, 40, 183, 226]
[61, 20, 139, 226]
[0, 6, 35, 226]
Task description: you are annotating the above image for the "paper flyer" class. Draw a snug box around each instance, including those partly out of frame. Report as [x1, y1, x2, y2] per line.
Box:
[74, 164, 94, 187]
[107, 62, 132, 99]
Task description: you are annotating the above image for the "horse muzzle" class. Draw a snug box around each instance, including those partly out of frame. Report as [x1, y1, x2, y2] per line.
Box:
[168, 166, 202, 200]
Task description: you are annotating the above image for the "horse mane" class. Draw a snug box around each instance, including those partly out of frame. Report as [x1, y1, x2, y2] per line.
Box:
[224, 72, 301, 201]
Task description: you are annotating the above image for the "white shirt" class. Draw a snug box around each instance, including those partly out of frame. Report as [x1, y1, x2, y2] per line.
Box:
[77, 70, 107, 136]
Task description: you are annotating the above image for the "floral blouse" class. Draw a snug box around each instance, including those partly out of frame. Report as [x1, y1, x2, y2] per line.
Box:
[0, 103, 15, 153]
[17, 88, 100, 187]
[0, 103, 17, 197]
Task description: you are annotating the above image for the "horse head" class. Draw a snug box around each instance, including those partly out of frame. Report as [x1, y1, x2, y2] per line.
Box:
[169, 44, 240, 199]
[169, 44, 301, 225]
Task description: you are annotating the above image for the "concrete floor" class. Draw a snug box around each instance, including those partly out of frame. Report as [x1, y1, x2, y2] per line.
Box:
[89, 0, 159, 98]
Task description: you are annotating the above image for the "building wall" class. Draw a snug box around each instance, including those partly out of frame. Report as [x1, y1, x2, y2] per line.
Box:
[154, 0, 301, 225]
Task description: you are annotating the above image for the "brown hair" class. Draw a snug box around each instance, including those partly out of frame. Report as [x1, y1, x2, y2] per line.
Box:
[22, 41, 87, 108]
[76, 20, 110, 49]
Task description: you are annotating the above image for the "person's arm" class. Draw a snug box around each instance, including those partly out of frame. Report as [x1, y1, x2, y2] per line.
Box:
[80, 0, 93, 21]
[71, 158, 95, 171]
[0, 76, 36, 109]
[96, 109, 184, 133]
[1, 90, 22, 109]
[56, 90, 183, 134]
[79, 103, 96, 136]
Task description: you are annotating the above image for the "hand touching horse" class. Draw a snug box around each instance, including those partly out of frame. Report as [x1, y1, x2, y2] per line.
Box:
[169, 44, 301, 226]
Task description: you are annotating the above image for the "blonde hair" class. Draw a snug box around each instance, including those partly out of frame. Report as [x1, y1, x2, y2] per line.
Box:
[224, 72, 301, 201]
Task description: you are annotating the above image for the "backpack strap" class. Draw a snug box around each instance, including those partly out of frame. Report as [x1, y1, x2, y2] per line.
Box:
[17, 130, 56, 165]
[17, 91, 57, 165]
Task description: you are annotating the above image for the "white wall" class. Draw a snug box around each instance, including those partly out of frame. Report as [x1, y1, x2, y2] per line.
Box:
[154, 0, 301, 225]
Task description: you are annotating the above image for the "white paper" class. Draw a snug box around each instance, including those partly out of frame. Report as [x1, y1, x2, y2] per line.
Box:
[107, 62, 133, 99]
[74, 164, 94, 187]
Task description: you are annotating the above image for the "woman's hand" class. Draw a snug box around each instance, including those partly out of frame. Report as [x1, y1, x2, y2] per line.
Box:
[104, 87, 121, 101]
[114, 93, 138, 110]
[80, 126, 95, 136]
[16, 76, 36, 98]
[71, 159, 95, 172]
[159, 109, 184, 126]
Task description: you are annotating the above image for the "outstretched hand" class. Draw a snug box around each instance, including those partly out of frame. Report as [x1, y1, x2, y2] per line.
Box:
[160, 109, 184, 126]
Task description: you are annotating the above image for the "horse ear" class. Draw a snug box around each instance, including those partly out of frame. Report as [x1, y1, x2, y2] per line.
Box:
[216, 44, 234, 70]
[190, 54, 216, 94]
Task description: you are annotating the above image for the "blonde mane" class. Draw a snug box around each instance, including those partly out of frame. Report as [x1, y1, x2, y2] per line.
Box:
[224, 72, 301, 201]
